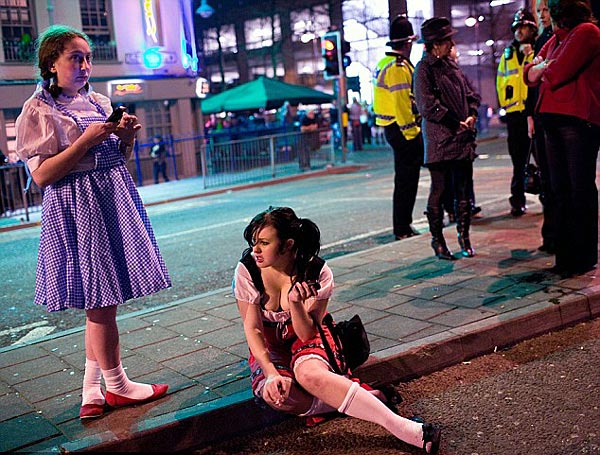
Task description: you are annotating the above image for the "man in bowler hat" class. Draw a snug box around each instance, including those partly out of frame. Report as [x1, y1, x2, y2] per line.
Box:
[372, 15, 424, 240]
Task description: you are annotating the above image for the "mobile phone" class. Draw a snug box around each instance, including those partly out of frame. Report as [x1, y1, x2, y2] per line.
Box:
[307, 281, 321, 291]
[105, 106, 126, 123]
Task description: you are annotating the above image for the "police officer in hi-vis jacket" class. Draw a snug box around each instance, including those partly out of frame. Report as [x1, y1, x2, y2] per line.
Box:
[373, 15, 424, 240]
[497, 8, 538, 217]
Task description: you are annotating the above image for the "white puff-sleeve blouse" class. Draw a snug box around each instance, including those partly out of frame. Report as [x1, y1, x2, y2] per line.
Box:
[233, 260, 335, 324]
[15, 85, 114, 174]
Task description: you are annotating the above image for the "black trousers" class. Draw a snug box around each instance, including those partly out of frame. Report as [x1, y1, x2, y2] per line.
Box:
[505, 111, 530, 209]
[384, 124, 423, 236]
[153, 161, 169, 183]
[532, 116, 557, 246]
[542, 113, 599, 272]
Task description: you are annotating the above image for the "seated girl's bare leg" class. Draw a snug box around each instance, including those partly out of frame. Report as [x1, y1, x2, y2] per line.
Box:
[294, 358, 427, 450]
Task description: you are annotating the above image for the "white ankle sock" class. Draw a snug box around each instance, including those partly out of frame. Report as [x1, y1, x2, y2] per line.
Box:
[102, 363, 153, 400]
[338, 381, 424, 449]
[82, 359, 105, 405]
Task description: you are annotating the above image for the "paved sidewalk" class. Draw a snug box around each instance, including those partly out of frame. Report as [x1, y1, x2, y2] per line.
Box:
[2, 129, 599, 452]
[1, 194, 598, 452]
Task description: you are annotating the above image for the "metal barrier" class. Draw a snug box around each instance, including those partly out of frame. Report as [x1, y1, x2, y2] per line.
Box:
[133, 128, 334, 189]
[1, 128, 334, 219]
[0, 164, 42, 221]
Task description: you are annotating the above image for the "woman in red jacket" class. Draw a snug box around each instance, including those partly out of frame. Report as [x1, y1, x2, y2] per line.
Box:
[524, 0, 600, 277]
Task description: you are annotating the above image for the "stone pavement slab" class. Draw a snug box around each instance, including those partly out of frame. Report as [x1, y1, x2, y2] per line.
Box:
[0, 197, 598, 453]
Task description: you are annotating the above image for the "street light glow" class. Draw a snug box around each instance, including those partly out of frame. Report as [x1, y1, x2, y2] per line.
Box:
[465, 16, 477, 27]
[490, 0, 513, 6]
[301, 32, 315, 43]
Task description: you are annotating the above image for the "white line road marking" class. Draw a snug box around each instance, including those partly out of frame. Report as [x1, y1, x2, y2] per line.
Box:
[0, 320, 49, 337]
[11, 326, 56, 345]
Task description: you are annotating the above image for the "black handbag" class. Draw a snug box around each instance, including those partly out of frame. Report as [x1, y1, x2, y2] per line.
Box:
[318, 313, 370, 375]
[524, 139, 542, 195]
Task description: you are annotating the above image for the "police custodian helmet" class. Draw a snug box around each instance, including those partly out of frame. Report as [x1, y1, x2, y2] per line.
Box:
[386, 15, 418, 46]
[511, 8, 538, 32]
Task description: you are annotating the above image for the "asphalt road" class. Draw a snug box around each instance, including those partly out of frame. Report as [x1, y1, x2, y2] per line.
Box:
[0, 138, 514, 348]
[186, 317, 600, 455]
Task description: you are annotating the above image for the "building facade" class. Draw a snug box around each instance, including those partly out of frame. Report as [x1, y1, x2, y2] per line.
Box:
[0, 0, 203, 181]
[194, 0, 525, 109]
[1, 0, 528, 171]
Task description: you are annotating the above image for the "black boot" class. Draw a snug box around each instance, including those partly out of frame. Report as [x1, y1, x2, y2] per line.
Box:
[426, 206, 455, 260]
[456, 200, 475, 257]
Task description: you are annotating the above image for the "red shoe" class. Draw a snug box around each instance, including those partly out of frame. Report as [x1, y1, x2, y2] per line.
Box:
[105, 384, 169, 408]
[79, 403, 105, 419]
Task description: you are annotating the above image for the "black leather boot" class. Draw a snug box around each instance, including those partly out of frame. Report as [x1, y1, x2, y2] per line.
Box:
[456, 200, 475, 257]
[426, 206, 455, 260]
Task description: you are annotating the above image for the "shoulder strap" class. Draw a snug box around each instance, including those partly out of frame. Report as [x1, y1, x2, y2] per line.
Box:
[240, 247, 264, 294]
[317, 314, 346, 375]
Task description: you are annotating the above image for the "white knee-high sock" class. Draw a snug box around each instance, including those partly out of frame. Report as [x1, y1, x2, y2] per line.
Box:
[338, 381, 424, 449]
[82, 359, 105, 405]
[102, 363, 153, 399]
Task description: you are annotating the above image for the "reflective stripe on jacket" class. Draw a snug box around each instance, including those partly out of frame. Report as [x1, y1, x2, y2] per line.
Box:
[372, 53, 420, 140]
[496, 45, 533, 113]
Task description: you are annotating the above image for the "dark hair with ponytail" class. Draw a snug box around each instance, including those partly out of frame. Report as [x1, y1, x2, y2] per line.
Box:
[35, 24, 93, 98]
[243, 206, 321, 282]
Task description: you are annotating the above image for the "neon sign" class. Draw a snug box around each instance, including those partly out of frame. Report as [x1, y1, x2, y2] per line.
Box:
[143, 0, 158, 44]
[108, 79, 146, 98]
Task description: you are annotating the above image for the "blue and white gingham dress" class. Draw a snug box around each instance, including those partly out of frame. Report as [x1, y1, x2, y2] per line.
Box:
[34, 96, 171, 312]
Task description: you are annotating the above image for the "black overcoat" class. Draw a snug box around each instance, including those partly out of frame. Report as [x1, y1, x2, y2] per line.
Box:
[414, 53, 480, 165]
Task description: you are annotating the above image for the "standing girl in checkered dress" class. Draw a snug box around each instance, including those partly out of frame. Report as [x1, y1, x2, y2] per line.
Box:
[15, 25, 171, 419]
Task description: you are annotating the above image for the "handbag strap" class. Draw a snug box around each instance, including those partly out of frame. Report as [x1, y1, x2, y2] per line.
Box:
[526, 138, 536, 165]
[317, 314, 347, 375]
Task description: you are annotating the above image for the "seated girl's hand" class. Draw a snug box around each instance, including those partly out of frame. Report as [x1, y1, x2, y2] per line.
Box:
[288, 281, 319, 305]
[264, 375, 292, 406]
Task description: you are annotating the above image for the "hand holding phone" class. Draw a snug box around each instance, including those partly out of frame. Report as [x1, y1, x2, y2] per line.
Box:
[307, 281, 321, 291]
[105, 106, 127, 123]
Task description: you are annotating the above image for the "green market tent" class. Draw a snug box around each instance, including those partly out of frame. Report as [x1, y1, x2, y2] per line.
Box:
[200, 76, 334, 114]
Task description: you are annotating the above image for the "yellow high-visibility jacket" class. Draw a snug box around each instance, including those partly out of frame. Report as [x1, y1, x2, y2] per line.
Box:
[496, 44, 533, 113]
[372, 52, 420, 140]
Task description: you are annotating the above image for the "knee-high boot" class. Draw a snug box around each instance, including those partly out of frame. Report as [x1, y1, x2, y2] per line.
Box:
[456, 200, 475, 257]
[426, 206, 455, 260]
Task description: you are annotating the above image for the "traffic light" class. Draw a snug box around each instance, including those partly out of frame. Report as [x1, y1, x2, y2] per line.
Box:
[321, 31, 341, 79]
[347, 76, 360, 92]
[342, 39, 351, 68]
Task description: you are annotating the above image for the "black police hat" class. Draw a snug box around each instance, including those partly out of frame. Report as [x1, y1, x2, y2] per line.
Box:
[417, 17, 457, 44]
[386, 15, 418, 46]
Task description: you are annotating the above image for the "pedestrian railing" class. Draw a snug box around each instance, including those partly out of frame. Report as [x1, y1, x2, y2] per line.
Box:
[0, 164, 42, 222]
[1, 128, 334, 220]
[131, 128, 334, 189]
